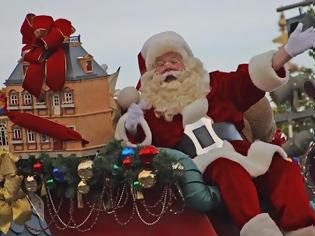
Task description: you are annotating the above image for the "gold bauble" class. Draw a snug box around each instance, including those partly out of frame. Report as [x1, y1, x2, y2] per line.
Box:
[24, 176, 37, 192]
[77, 180, 89, 194]
[138, 170, 156, 189]
[134, 191, 144, 200]
[77, 160, 93, 181]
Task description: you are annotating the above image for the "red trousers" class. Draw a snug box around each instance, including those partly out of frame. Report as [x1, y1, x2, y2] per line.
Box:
[204, 155, 315, 231]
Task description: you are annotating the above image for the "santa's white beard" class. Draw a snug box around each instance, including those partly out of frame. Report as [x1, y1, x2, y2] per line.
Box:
[140, 57, 210, 121]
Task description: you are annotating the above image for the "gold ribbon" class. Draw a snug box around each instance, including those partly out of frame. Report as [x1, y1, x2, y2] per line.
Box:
[0, 151, 32, 234]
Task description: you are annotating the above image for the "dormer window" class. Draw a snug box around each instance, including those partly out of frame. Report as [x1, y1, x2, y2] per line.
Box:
[86, 60, 92, 72]
[23, 91, 32, 105]
[78, 54, 93, 73]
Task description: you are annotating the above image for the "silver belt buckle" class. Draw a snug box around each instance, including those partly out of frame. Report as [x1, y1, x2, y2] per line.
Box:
[184, 116, 224, 156]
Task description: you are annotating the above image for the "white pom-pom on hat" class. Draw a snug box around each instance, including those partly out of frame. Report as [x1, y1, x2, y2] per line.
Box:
[117, 87, 140, 110]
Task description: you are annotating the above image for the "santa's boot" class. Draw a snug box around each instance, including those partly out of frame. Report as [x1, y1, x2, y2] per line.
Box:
[285, 226, 315, 236]
[240, 213, 283, 236]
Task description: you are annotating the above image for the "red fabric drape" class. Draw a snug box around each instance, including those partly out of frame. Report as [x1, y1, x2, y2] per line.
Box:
[6, 111, 88, 145]
[46, 196, 217, 236]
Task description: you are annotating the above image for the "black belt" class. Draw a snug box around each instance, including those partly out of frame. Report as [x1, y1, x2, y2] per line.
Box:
[175, 122, 243, 158]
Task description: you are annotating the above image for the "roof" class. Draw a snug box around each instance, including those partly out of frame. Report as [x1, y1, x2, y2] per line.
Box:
[5, 36, 109, 85]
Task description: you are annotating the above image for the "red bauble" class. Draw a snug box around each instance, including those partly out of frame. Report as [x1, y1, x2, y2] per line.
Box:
[139, 145, 159, 165]
[139, 145, 159, 156]
[122, 156, 133, 168]
[33, 161, 43, 172]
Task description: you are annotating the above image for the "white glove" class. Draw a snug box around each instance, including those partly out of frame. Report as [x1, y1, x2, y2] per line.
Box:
[284, 23, 315, 57]
[125, 103, 144, 132]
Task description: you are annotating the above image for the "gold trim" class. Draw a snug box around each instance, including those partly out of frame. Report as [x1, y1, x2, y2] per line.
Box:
[12, 144, 105, 153]
[41, 38, 48, 50]
[31, 109, 112, 118]
[56, 27, 66, 39]
[64, 144, 105, 151]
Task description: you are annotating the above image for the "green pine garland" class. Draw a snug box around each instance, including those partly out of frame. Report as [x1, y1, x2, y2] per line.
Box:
[16, 139, 184, 201]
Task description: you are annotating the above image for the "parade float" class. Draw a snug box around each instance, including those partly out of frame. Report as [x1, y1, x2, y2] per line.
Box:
[1, 3, 315, 235]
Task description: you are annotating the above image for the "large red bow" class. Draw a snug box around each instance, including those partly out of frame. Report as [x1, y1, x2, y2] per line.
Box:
[2, 15, 89, 146]
[20, 13, 74, 97]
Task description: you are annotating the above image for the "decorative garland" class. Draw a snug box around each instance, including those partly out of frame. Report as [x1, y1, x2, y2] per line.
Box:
[7, 139, 185, 232]
[303, 142, 315, 197]
[16, 139, 184, 200]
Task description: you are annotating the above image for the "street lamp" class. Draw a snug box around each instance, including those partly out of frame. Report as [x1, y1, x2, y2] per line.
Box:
[277, 0, 315, 35]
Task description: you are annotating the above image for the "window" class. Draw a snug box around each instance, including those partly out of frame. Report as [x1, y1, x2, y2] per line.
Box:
[27, 130, 35, 143]
[23, 91, 32, 105]
[9, 91, 19, 106]
[64, 91, 73, 104]
[12, 127, 22, 140]
[86, 60, 92, 72]
[37, 93, 46, 104]
[40, 133, 49, 143]
[67, 125, 75, 131]
[53, 95, 60, 106]
[0, 122, 8, 146]
[78, 54, 93, 73]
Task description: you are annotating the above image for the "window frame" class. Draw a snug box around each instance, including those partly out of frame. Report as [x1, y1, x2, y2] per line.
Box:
[23, 91, 33, 106]
[12, 126, 22, 140]
[64, 90, 74, 104]
[9, 91, 19, 106]
[26, 130, 36, 143]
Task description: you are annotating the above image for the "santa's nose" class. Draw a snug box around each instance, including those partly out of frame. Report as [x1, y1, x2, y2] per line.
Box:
[161, 63, 178, 73]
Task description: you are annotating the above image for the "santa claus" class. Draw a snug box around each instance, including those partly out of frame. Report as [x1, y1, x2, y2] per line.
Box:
[115, 23, 315, 236]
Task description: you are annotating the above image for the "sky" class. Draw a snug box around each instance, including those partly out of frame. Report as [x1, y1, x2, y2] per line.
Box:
[0, 0, 314, 89]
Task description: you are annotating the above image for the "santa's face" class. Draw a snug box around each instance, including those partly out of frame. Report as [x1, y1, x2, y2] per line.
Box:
[155, 52, 185, 77]
[140, 52, 210, 122]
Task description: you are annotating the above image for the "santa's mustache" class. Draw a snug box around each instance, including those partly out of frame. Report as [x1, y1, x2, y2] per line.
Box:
[156, 70, 185, 83]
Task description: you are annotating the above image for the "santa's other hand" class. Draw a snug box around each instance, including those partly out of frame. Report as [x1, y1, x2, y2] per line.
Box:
[125, 103, 144, 132]
[284, 23, 315, 57]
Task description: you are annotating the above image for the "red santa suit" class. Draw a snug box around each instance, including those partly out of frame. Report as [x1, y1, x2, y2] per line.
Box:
[116, 31, 315, 235]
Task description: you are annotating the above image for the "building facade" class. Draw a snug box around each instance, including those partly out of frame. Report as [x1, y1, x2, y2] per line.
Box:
[4, 36, 118, 157]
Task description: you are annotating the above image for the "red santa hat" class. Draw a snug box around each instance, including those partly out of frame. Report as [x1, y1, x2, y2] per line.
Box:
[138, 31, 194, 76]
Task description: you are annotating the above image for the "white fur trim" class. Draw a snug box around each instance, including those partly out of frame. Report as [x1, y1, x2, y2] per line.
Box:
[286, 226, 315, 236]
[181, 98, 209, 127]
[249, 50, 289, 92]
[141, 31, 193, 71]
[240, 213, 282, 236]
[115, 113, 152, 147]
[193, 140, 288, 177]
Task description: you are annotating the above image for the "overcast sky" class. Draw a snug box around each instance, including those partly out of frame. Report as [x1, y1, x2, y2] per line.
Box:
[1, 0, 314, 89]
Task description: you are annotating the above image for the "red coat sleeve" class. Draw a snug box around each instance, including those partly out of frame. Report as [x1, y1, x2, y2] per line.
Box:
[210, 64, 265, 112]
